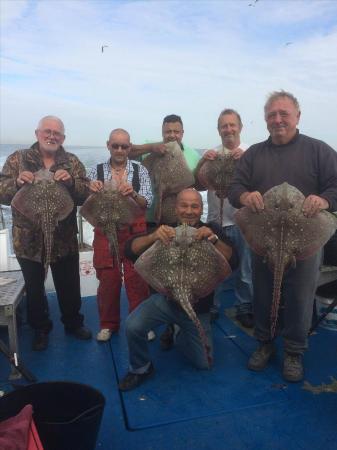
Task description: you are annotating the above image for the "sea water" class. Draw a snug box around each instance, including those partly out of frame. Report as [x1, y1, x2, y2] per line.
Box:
[0, 144, 109, 169]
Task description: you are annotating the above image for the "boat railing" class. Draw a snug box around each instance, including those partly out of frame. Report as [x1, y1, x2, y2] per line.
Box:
[0, 206, 5, 230]
[77, 209, 93, 251]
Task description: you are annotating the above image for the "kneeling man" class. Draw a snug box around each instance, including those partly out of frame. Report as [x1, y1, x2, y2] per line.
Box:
[119, 188, 237, 391]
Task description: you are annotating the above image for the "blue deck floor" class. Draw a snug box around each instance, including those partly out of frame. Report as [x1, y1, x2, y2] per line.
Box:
[1, 290, 337, 450]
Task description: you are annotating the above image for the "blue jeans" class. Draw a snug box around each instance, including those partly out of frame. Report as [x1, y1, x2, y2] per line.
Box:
[252, 251, 322, 354]
[125, 293, 213, 373]
[214, 225, 253, 314]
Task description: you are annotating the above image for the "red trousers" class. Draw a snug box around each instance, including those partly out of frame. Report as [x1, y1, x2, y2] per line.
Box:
[93, 223, 149, 331]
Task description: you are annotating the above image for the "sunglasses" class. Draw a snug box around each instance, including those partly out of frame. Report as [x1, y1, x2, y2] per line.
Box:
[110, 143, 130, 150]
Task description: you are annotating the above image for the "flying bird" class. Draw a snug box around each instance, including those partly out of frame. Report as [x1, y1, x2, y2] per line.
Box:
[285, 42, 293, 46]
[101, 45, 108, 53]
[249, 0, 259, 6]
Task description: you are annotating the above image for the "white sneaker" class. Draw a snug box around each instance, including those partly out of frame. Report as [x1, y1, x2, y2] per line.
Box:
[96, 329, 112, 342]
[147, 330, 156, 341]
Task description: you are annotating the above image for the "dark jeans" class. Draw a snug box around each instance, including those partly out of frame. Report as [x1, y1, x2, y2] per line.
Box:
[316, 231, 337, 297]
[125, 293, 213, 372]
[18, 254, 84, 332]
[252, 251, 322, 354]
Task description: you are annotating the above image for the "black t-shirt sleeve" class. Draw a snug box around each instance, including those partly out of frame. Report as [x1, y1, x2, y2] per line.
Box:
[124, 224, 158, 263]
[124, 233, 147, 263]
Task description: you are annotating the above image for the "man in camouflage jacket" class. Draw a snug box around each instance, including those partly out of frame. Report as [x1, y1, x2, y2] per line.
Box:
[0, 115, 92, 350]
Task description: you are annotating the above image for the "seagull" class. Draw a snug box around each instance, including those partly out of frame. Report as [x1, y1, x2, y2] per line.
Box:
[101, 45, 108, 53]
[248, 0, 259, 6]
[285, 42, 293, 46]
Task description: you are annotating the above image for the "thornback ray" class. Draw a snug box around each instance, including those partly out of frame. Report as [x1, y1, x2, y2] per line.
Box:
[80, 180, 141, 274]
[196, 150, 236, 224]
[235, 182, 337, 337]
[11, 169, 74, 277]
[142, 141, 195, 224]
[134, 224, 232, 367]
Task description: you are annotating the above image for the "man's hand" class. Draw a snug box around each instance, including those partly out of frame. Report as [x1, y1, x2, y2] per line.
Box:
[54, 169, 72, 185]
[89, 180, 103, 192]
[194, 226, 215, 242]
[151, 143, 167, 155]
[153, 225, 176, 245]
[16, 171, 35, 186]
[230, 147, 244, 160]
[119, 182, 134, 196]
[240, 191, 264, 212]
[203, 149, 217, 160]
[302, 195, 329, 218]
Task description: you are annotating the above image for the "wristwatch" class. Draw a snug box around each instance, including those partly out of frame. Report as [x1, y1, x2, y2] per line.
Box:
[131, 191, 138, 199]
[210, 234, 219, 244]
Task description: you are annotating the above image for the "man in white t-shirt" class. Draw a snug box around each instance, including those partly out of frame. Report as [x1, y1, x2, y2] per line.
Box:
[197, 109, 254, 328]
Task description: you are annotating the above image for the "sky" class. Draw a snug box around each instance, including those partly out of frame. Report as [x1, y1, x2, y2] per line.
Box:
[1, 0, 337, 149]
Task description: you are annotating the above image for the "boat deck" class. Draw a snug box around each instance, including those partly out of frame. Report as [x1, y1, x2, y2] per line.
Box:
[0, 290, 336, 450]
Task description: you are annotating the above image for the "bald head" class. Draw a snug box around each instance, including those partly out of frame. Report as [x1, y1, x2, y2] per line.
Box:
[176, 188, 203, 206]
[175, 189, 203, 226]
[108, 128, 130, 142]
[107, 128, 131, 166]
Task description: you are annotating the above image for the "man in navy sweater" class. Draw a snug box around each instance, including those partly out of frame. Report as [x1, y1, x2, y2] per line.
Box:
[228, 90, 337, 382]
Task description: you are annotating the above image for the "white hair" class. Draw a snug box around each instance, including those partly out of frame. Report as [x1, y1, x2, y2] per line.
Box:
[37, 116, 65, 134]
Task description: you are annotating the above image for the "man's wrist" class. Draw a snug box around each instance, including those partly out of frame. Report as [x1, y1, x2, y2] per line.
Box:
[239, 192, 250, 206]
[319, 197, 329, 210]
[210, 234, 219, 244]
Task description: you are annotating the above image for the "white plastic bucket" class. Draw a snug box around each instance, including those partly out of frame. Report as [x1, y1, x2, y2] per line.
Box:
[315, 295, 337, 331]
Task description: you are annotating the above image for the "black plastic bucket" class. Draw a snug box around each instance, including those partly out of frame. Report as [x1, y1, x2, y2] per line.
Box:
[0, 381, 105, 450]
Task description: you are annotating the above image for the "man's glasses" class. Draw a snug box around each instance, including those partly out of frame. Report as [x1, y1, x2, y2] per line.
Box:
[110, 143, 130, 150]
[39, 129, 64, 139]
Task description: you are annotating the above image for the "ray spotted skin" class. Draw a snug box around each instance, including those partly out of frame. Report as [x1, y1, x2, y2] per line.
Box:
[142, 142, 195, 223]
[11, 169, 74, 276]
[135, 224, 231, 367]
[80, 181, 140, 273]
[235, 182, 337, 336]
[160, 194, 178, 224]
[196, 151, 236, 224]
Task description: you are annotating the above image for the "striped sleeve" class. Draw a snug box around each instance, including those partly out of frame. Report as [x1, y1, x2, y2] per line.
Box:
[86, 166, 97, 181]
[137, 163, 153, 208]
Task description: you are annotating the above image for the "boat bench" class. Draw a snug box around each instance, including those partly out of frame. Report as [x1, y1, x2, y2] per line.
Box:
[0, 270, 25, 377]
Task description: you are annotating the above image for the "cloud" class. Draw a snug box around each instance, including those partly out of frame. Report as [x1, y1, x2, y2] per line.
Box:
[0, 0, 29, 24]
[1, 0, 337, 149]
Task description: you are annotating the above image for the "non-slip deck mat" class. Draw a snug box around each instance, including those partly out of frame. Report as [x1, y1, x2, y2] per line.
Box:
[111, 318, 288, 430]
[2, 291, 337, 450]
